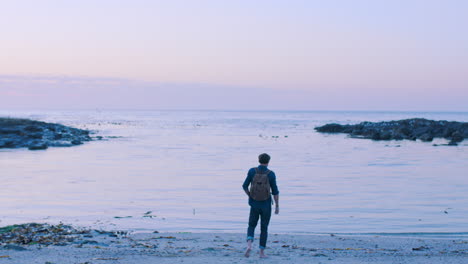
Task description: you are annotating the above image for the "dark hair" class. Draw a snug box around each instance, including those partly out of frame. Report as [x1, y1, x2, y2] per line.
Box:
[258, 153, 271, 164]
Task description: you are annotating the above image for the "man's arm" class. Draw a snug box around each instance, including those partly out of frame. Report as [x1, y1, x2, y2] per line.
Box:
[242, 168, 254, 197]
[273, 195, 279, 214]
[269, 171, 280, 214]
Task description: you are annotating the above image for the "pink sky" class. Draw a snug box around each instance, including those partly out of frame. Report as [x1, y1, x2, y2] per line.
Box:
[0, 1, 467, 111]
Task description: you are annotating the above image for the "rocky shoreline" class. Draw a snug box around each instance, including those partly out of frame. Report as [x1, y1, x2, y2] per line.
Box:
[315, 118, 468, 145]
[1, 223, 468, 264]
[0, 118, 92, 150]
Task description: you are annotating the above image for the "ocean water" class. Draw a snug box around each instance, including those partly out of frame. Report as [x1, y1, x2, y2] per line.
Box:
[0, 110, 467, 234]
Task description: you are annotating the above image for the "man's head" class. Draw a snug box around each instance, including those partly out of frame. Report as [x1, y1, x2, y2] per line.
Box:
[258, 153, 271, 165]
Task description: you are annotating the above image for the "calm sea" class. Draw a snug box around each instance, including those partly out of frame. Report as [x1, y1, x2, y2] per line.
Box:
[1, 110, 467, 234]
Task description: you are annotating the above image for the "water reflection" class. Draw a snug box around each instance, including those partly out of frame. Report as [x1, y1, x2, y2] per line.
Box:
[0, 110, 467, 233]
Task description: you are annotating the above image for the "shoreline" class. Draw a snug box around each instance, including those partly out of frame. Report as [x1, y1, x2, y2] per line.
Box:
[1, 223, 467, 263]
[5, 219, 468, 239]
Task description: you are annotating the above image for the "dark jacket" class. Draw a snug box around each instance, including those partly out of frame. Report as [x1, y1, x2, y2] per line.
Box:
[242, 165, 279, 208]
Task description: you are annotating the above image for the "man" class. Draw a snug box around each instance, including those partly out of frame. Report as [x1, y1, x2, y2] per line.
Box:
[242, 153, 280, 258]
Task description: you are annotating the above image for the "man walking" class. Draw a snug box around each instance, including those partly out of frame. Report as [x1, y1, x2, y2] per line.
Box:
[242, 153, 280, 258]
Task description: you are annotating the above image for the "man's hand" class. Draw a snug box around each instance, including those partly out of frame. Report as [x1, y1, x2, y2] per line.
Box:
[273, 195, 279, 214]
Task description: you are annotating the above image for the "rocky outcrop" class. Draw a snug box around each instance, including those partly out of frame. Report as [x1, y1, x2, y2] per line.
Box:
[315, 118, 468, 146]
[0, 118, 92, 150]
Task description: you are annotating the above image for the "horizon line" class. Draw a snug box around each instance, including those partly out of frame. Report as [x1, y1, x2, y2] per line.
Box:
[1, 108, 468, 114]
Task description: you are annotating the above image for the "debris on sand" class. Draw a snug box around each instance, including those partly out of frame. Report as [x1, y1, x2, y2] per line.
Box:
[0, 223, 89, 246]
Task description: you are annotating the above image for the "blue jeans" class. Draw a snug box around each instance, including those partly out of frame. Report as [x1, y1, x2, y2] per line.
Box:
[246, 206, 271, 249]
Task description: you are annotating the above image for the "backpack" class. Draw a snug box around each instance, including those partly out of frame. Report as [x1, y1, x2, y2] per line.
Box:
[249, 168, 271, 201]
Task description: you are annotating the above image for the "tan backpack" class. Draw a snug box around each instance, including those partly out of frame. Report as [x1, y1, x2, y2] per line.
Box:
[249, 168, 271, 201]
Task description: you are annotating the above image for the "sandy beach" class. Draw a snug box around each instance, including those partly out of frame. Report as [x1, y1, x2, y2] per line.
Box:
[1, 224, 467, 264]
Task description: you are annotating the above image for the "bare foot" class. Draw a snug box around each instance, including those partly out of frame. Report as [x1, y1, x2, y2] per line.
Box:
[244, 247, 252, 258]
[260, 249, 268, 258]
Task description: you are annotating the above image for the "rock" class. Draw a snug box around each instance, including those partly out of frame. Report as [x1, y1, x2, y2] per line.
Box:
[0, 129, 22, 135]
[0, 223, 92, 246]
[315, 123, 345, 133]
[60, 133, 73, 140]
[419, 133, 434, 142]
[392, 133, 404, 140]
[0, 140, 15, 148]
[28, 143, 48, 150]
[23, 125, 43, 132]
[3, 245, 27, 251]
[443, 128, 455, 138]
[396, 127, 411, 137]
[463, 128, 468, 138]
[451, 131, 464, 143]
[371, 132, 381, 140]
[380, 131, 392, 140]
[80, 240, 99, 245]
[71, 140, 83, 145]
[315, 118, 467, 145]
[27, 133, 43, 139]
[412, 127, 429, 137]
[49, 141, 74, 147]
[0, 118, 95, 151]
[412, 246, 429, 251]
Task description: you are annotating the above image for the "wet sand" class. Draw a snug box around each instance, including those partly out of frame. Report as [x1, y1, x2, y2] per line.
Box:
[1, 229, 467, 264]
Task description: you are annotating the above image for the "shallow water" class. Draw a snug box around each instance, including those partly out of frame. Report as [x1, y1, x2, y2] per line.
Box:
[0, 110, 467, 234]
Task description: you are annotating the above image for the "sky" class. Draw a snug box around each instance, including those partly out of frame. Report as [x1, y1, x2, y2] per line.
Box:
[0, 0, 467, 111]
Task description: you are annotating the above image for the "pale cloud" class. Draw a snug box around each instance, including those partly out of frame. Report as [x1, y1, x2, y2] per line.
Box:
[0, 1, 467, 111]
[0, 75, 466, 111]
